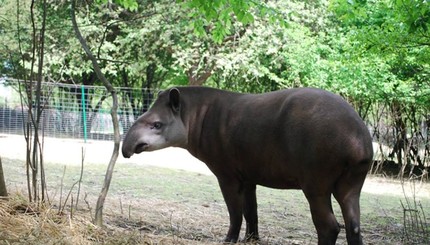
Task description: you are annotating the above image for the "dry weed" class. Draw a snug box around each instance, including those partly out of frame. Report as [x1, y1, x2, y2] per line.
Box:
[0, 193, 220, 245]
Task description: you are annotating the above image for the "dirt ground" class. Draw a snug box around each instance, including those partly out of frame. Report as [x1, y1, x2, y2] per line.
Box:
[1, 133, 429, 198]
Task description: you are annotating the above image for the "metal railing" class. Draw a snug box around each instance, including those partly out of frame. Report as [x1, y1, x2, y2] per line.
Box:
[0, 78, 153, 141]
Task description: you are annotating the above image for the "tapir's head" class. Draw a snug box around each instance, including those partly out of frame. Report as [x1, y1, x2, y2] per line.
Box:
[122, 88, 187, 158]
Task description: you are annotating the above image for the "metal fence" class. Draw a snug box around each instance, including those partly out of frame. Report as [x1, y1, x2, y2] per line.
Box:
[0, 78, 153, 141]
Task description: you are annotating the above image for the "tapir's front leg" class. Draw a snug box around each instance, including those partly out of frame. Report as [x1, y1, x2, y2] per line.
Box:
[243, 183, 259, 241]
[218, 178, 244, 243]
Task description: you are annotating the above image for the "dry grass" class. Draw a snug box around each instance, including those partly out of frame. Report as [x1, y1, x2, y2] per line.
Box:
[1, 185, 427, 245]
[0, 193, 136, 245]
[0, 193, 97, 245]
[0, 192, 224, 245]
[0, 184, 320, 245]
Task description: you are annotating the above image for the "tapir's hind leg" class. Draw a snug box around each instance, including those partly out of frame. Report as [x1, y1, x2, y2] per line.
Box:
[303, 191, 340, 245]
[334, 191, 362, 245]
[333, 164, 368, 245]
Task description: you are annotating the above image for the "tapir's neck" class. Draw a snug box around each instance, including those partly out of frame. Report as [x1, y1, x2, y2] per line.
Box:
[177, 87, 240, 160]
[182, 102, 209, 157]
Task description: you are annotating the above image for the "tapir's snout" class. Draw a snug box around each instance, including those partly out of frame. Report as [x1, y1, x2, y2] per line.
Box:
[121, 130, 139, 158]
[122, 128, 149, 158]
[122, 141, 147, 158]
[121, 143, 134, 158]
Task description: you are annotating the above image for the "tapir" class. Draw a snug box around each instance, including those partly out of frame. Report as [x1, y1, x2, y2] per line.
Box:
[122, 86, 373, 245]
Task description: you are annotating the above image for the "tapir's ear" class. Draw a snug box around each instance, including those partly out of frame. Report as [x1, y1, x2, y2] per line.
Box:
[169, 88, 181, 113]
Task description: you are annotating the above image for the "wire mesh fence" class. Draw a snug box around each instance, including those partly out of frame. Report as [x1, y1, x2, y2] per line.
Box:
[0, 78, 154, 141]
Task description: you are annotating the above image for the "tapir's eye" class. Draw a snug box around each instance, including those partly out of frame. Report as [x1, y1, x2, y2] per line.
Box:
[151, 122, 163, 130]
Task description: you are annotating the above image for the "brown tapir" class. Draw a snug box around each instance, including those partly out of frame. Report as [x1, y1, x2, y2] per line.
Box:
[122, 86, 373, 245]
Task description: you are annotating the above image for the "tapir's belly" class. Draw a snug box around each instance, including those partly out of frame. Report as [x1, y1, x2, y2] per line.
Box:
[208, 154, 305, 190]
[255, 176, 302, 189]
[242, 162, 303, 189]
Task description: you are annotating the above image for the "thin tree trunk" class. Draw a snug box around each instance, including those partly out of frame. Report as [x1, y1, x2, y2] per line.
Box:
[25, 0, 47, 203]
[0, 157, 7, 197]
[15, 0, 33, 202]
[36, 0, 47, 203]
[71, 0, 121, 227]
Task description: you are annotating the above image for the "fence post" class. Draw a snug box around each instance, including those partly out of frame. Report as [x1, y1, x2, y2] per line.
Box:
[81, 85, 87, 143]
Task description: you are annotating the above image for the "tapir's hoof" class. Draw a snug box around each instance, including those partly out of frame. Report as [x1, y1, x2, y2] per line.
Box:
[223, 237, 238, 244]
[241, 234, 260, 243]
[222, 235, 259, 244]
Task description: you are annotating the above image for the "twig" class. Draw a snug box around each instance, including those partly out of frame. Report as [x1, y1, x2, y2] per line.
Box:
[60, 180, 79, 214]
[70, 195, 74, 219]
[75, 146, 85, 209]
[84, 192, 94, 223]
[128, 204, 131, 220]
[120, 196, 123, 215]
[418, 202, 429, 240]
[400, 179, 430, 243]
[58, 166, 66, 213]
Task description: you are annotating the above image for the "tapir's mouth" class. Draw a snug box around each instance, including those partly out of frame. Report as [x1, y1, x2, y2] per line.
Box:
[135, 142, 148, 154]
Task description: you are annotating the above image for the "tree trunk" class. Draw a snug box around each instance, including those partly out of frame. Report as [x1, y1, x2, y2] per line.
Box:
[71, 0, 121, 227]
[20, 0, 48, 203]
[390, 101, 407, 177]
[187, 66, 213, 86]
[0, 157, 7, 197]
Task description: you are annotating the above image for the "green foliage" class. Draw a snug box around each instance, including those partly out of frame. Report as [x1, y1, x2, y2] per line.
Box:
[2, 0, 429, 105]
[328, 0, 430, 105]
[181, 0, 252, 43]
[96, 0, 138, 11]
[328, 0, 430, 173]
[180, 0, 290, 43]
[0, 0, 32, 77]
[203, 1, 337, 93]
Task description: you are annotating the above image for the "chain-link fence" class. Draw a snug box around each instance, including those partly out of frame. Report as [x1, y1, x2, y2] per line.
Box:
[0, 78, 153, 141]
